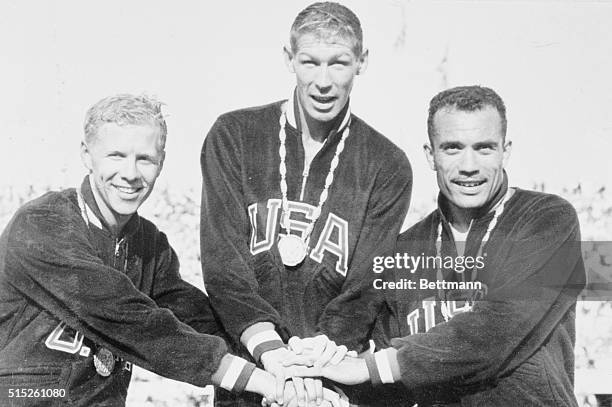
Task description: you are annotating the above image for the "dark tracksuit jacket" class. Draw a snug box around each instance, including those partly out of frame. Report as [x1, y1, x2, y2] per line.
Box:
[200, 98, 412, 405]
[362, 186, 586, 406]
[0, 178, 244, 406]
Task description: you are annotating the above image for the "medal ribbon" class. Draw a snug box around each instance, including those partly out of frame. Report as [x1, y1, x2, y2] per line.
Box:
[278, 104, 350, 245]
[436, 188, 513, 321]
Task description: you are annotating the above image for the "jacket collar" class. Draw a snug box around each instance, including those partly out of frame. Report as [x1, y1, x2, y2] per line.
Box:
[79, 176, 140, 239]
[437, 170, 509, 226]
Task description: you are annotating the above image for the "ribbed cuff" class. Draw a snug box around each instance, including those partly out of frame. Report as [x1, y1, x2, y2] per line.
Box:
[245, 330, 285, 362]
[218, 356, 257, 393]
[365, 349, 400, 386]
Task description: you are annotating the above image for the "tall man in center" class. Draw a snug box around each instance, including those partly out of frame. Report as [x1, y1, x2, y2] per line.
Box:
[200, 2, 412, 405]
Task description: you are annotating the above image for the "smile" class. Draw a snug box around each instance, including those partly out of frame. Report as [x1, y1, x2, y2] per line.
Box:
[113, 185, 142, 194]
[310, 95, 336, 104]
[452, 180, 486, 188]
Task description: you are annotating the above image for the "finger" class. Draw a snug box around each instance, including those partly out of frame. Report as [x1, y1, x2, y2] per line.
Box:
[292, 377, 306, 407]
[311, 335, 328, 359]
[322, 388, 341, 407]
[329, 345, 348, 365]
[283, 381, 298, 407]
[315, 378, 323, 405]
[283, 353, 316, 367]
[288, 336, 304, 354]
[272, 366, 285, 405]
[284, 365, 322, 378]
[315, 340, 337, 368]
[346, 350, 358, 358]
[303, 378, 317, 405]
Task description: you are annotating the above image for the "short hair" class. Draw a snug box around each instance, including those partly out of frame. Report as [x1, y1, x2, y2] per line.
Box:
[83, 94, 167, 149]
[427, 85, 507, 143]
[290, 2, 363, 56]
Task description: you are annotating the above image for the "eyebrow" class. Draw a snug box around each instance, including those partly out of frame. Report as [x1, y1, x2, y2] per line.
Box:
[438, 141, 464, 149]
[473, 141, 499, 149]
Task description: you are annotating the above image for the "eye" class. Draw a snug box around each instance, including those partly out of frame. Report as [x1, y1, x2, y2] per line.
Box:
[441, 144, 462, 154]
[138, 155, 160, 165]
[107, 152, 124, 159]
[332, 60, 350, 67]
[476, 145, 496, 154]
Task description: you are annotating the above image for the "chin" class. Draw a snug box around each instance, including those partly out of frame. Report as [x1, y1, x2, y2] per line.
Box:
[452, 195, 488, 210]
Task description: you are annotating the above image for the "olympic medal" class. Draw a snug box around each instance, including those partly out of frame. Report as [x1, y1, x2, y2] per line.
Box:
[94, 347, 115, 377]
[278, 234, 307, 266]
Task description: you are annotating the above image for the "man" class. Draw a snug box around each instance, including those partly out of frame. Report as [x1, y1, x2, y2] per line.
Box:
[287, 86, 585, 406]
[0, 94, 283, 406]
[200, 2, 412, 406]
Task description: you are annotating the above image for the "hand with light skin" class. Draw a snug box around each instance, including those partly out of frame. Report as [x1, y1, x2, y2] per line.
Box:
[262, 381, 348, 407]
[261, 347, 326, 407]
[284, 355, 370, 386]
[285, 335, 356, 368]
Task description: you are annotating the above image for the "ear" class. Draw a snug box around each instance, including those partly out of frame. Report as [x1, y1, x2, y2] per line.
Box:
[283, 45, 295, 74]
[502, 139, 512, 167]
[357, 48, 369, 75]
[158, 150, 166, 173]
[423, 142, 436, 171]
[80, 141, 93, 172]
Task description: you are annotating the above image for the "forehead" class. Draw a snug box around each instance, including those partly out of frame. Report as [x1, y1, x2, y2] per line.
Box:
[293, 32, 357, 57]
[432, 106, 503, 144]
[93, 122, 163, 151]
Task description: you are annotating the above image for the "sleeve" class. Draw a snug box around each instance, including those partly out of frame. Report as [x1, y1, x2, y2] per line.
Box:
[150, 231, 226, 339]
[200, 115, 285, 356]
[317, 150, 412, 352]
[2, 201, 254, 391]
[372, 196, 585, 394]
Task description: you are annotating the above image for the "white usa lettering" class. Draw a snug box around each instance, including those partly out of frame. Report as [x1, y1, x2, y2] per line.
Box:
[248, 198, 349, 275]
[406, 296, 473, 334]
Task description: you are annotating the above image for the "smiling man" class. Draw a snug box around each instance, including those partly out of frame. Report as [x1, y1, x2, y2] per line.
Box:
[286, 86, 586, 406]
[200, 2, 412, 406]
[0, 94, 286, 406]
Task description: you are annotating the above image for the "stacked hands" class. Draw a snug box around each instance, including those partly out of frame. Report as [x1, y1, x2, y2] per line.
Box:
[252, 335, 370, 407]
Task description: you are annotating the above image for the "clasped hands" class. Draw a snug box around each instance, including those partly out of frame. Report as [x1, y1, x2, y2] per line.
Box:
[260, 334, 357, 407]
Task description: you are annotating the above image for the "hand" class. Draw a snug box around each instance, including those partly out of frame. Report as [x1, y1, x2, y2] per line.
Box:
[260, 347, 290, 404]
[246, 368, 277, 403]
[263, 383, 348, 407]
[285, 356, 369, 386]
[285, 335, 355, 368]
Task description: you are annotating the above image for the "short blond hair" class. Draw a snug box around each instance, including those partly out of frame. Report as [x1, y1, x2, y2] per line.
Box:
[290, 2, 363, 56]
[84, 94, 167, 149]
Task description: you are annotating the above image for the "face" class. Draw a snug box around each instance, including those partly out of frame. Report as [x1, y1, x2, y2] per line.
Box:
[81, 123, 165, 228]
[284, 33, 368, 123]
[424, 106, 512, 211]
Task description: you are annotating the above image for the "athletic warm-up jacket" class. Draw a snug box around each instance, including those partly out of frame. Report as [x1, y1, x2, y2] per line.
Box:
[363, 186, 585, 406]
[0, 177, 254, 406]
[200, 98, 412, 356]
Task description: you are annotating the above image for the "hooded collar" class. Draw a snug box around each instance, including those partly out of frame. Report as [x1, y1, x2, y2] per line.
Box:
[79, 175, 140, 239]
[437, 170, 510, 226]
[285, 88, 351, 140]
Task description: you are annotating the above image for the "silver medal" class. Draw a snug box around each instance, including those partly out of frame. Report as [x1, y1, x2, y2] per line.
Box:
[94, 347, 116, 377]
[278, 234, 307, 266]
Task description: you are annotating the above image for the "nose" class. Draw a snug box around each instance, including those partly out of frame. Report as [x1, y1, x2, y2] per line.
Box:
[314, 65, 332, 91]
[120, 157, 139, 181]
[458, 150, 479, 177]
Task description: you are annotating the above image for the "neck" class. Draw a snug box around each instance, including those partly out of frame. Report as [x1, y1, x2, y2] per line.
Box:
[447, 204, 476, 232]
[298, 105, 335, 143]
[88, 176, 128, 235]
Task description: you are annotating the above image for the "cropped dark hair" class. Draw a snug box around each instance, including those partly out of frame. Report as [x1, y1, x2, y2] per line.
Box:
[427, 85, 507, 143]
